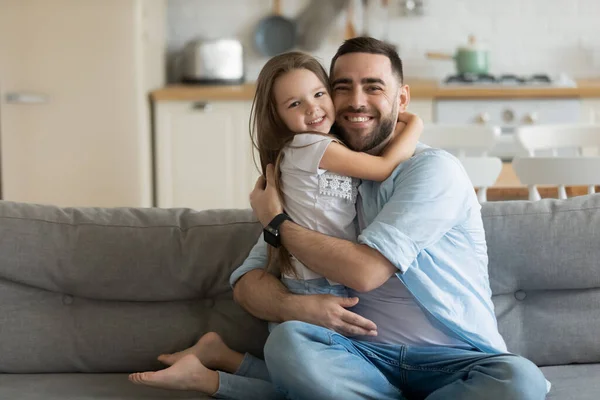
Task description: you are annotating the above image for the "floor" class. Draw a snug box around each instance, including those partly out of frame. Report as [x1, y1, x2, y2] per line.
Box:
[483, 163, 598, 201]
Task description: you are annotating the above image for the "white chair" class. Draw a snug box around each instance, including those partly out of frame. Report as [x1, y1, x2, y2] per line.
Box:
[514, 124, 600, 201]
[422, 124, 503, 202]
[421, 124, 501, 157]
[458, 157, 503, 203]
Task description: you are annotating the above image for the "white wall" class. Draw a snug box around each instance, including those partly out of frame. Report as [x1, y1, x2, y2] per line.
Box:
[167, 0, 600, 81]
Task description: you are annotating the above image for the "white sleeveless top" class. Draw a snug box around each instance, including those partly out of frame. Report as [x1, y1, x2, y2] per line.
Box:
[279, 133, 359, 284]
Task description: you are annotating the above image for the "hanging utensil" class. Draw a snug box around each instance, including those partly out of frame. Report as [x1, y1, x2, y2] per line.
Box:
[361, 0, 369, 36]
[254, 0, 297, 56]
[344, 1, 357, 40]
[381, 0, 390, 43]
[296, 0, 348, 51]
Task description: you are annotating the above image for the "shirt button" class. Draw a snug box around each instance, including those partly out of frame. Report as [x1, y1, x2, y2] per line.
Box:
[514, 290, 527, 301]
[62, 295, 74, 305]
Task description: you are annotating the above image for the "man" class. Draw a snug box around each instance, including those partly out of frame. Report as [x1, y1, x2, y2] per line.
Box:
[232, 37, 548, 399]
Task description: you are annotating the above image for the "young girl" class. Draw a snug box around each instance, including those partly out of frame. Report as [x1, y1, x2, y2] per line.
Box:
[130, 51, 422, 398]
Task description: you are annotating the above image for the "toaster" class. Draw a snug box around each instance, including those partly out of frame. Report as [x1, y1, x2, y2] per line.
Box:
[181, 39, 245, 84]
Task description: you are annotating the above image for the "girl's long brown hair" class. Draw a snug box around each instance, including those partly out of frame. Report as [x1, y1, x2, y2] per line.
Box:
[249, 52, 331, 278]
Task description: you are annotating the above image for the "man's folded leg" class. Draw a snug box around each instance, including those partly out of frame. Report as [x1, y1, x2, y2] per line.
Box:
[263, 321, 404, 400]
[399, 345, 547, 400]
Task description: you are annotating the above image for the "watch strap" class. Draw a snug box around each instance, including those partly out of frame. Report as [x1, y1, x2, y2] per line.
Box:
[267, 213, 292, 230]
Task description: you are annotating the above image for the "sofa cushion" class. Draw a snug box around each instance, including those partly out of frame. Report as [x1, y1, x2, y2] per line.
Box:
[0, 365, 598, 400]
[541, 364, 600, 400]
[0, 373, 211, 399]
[0, 201, 268, 373]
[483, 195, 600, 366]
[3, 194, 600, 375]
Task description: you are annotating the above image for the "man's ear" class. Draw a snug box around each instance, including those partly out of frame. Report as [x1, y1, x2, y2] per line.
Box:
[398, 85, 410, 113]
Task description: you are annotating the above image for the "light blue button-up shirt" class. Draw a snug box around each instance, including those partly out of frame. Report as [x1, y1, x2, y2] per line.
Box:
[230, 144, 508, 354]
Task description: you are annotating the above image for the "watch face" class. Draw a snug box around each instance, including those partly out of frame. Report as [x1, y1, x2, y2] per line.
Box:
[265, 226, 278, 236]
[264, 226, 280, 247]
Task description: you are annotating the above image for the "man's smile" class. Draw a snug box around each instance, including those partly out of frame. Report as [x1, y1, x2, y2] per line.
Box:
[342, 113, 375, 129]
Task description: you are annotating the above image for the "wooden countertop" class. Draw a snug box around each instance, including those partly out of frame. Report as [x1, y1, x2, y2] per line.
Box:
[151, 79, 600, 102]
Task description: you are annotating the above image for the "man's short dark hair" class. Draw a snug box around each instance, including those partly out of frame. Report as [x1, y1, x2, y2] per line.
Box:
[330, 37, 404, 84]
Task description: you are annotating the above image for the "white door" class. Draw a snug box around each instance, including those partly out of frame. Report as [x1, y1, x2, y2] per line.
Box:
[154, 100, 259, 210]
[0, 0, 161, 207]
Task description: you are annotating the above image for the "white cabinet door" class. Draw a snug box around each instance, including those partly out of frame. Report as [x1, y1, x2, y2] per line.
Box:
[154, 100, 260, 210]
[0, 0, 164, 207]
[581, 99, 600, 123]
[408, 100, 434, 123]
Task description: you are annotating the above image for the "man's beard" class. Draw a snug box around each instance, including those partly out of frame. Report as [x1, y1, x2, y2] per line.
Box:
[336, 101, 398, 153]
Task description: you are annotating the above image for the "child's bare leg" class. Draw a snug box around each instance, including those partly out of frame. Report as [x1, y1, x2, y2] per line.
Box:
[158, 332, 244, 373]
[129, 354, 218, 394]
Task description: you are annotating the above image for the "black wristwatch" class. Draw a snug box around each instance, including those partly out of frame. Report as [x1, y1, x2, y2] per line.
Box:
[263, 213, 292, 248]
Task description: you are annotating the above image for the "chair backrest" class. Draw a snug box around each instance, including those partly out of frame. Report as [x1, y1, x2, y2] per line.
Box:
[514, 125, 600, 200]
[513, 157, 600, 186]
[458, 156, 503, 203]
[422, 124, 501, 157]
[421, 125, 503, 202]
[517, 124, 600, 156]
[459, 157, 503, 187]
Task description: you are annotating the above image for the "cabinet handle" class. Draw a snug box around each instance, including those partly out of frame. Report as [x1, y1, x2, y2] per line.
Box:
[523, 112, 538, 124]
[475, 112, 490, 124]
[5, 92, 48, 104]
[192, 102, 211, 111]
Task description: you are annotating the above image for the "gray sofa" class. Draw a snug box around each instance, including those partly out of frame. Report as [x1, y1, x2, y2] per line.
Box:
[0, 195, 599, 399]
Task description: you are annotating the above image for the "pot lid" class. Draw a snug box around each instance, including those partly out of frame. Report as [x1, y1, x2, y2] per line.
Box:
[458, 35, 488, 51]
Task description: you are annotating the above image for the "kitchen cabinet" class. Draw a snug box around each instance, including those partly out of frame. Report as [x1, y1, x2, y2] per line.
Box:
[154, 100, 260, 209]
[581, 99, 600, 123]
[153, 95, 435, 210]
[408, 99, 434, 123]
[0, 0, 165, 207]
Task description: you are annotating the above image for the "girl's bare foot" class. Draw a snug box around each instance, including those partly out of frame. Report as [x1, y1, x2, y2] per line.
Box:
[157, 332, 243, 372]
[129, 354, 218, 395]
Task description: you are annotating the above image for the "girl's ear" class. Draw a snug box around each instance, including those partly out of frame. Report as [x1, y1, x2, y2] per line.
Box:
[398, 84, 410, 113]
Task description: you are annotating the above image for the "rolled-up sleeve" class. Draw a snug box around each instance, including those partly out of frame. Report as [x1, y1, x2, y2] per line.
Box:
[229, 235, 269, 287]
[358, 152, 474, 273]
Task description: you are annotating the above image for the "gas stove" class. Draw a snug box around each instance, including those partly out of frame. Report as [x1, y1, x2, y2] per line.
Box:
[441, 73, 577, 88]
[434, 72, 581, 160]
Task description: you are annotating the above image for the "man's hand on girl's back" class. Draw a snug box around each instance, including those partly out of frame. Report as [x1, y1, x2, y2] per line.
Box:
[289, 294, 378, 337]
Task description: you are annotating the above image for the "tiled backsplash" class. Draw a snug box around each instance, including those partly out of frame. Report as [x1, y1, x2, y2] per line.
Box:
[167, 0, 600, 82]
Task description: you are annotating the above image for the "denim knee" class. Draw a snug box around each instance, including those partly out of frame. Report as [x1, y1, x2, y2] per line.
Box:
[493, 355, 547, 400]
[264, 321, 318, 372]
[264, 321, 335, 397]
[265, 321, 309, 356]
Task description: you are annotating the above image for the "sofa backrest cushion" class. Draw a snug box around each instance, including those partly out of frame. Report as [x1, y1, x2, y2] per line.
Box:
[483, 194, 600, 366]
[0, 202, 267, 373]
[2, 194, 599, 372]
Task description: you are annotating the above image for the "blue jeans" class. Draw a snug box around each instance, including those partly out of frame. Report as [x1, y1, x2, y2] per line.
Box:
[215, 321, 547, 400]
[214, 278, 348, 400]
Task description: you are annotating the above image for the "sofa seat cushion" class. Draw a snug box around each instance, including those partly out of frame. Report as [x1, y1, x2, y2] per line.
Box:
[542, 364, 600, 399]
[3, 365, 599, 399]
[0, 373, 212, 399]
